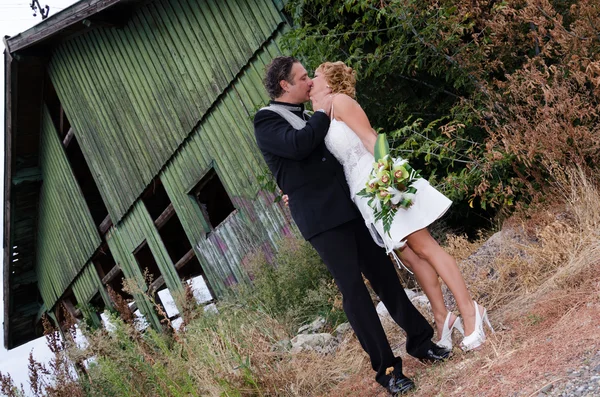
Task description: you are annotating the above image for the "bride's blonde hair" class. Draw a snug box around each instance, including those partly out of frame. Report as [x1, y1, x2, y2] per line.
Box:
[316, 61, 356, 99]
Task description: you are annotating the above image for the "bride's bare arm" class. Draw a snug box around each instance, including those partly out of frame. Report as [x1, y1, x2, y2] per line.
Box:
[332, 94, 378, 155]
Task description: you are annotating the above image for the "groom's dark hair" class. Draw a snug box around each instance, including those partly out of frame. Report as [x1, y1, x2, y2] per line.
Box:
[264, 56, 299, 99]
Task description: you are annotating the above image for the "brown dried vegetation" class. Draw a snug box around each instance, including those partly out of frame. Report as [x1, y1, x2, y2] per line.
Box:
[480, 0, 600, 205]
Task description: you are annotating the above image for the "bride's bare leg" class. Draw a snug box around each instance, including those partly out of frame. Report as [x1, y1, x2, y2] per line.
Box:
[398, 246, 456, 339]
[405, 229, 478, 336]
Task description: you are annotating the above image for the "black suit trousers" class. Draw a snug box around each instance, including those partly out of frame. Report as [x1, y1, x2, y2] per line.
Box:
[309, 219, 434, 386]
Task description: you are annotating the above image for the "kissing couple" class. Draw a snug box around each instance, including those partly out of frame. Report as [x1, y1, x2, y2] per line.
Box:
[254, 57, 493, 395]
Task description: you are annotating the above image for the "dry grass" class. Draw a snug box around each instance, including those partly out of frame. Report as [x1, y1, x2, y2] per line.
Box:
[6, 169, 598, 397]
[332, 167, 600, 396]
[76, 302, 370, 397]
[179, 306, 367, 397]
[69, 167, 600, 397]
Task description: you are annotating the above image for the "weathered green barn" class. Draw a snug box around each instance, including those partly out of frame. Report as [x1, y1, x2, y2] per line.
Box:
[3, 0, 294, 349]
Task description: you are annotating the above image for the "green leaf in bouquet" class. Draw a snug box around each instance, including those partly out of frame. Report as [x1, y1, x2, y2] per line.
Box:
[374, 133, 390, 161]
[381, 206, 397, 237]
[356, 188, 369, 197]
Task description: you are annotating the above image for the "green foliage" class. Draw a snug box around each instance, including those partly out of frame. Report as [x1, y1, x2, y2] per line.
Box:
[281, 0, 600, 234]
[237, 236, 346, 331]
[280, 0, 514, 233]
[80, 315, 200, 397]
[77, 307, 288, 397]
[4, 237, 346, 397]
[256, 166, 282, 203]
[526, 313, 544, 326]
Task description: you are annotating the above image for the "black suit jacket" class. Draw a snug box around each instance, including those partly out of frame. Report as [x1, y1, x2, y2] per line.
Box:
[254, 101, 360, 240]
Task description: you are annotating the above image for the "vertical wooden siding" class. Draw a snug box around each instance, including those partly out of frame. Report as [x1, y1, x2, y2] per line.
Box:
[71, 262, 105, 307]
[160, 38, 293, 294]
[36, 108, 102, 308]
[48, 0, 283, 223]
[36, 0, 295, 323]
[92, 36, 293, 324]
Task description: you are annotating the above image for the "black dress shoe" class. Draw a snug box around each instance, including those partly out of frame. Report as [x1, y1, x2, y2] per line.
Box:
[386, 375, 415, 395]
[418, 344, 452, 363]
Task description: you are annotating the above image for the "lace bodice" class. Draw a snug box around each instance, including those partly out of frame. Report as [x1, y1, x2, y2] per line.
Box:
[325, 119, 375, 196]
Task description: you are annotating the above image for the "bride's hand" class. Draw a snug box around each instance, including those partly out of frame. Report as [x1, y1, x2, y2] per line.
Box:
[311, 91, 333, 116]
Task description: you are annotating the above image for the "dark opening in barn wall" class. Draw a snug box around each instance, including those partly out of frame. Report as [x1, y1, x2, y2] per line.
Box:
[89, 292, 106, 323]
[160, 216, 192, 264]
[64, 136, 110, 227]
[192, 168, 235, 231]
[133, 242, 162, 284]
[44, 74, 70, 141]
[142, 178, 213, 287]
[57, 289, 83, 327]
[140, 177, 216, 314]
[93, 243, 132, 301]
[94, 244, 117, 280]
[105, 268, 132, 301]
[142, 179, 172, 221]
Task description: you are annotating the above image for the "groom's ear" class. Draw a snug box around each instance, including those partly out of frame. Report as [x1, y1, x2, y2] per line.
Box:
[279, 79, 289, 93]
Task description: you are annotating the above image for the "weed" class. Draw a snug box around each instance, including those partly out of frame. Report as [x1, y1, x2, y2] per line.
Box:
[526, 313, 543, 326]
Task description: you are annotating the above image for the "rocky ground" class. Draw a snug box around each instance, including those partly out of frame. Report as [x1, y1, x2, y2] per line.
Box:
[541, 350, 600, 397]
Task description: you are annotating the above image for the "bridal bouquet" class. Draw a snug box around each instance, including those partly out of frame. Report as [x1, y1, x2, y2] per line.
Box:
[356, 134, 421, 236]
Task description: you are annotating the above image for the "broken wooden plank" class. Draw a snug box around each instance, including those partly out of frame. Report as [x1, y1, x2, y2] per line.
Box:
[98, 213, 113, 234]
[154, 203, 174, 230]
[174, 248, 196, 271]
[62, 127, 74, 147]
[149, 275, 165, 292]
[101, 265, 121, 285]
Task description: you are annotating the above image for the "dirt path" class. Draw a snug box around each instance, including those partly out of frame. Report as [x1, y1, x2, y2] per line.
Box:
[326, 278, 600, 397]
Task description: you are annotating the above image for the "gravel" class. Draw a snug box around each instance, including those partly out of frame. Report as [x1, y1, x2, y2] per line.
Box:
[538, 349, 600, 397]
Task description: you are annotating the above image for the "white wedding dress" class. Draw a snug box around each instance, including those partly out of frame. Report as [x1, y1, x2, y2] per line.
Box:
[324, 117, 452, 252]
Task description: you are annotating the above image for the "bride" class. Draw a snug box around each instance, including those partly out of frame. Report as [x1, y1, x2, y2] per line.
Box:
[312, 61, 493, 351]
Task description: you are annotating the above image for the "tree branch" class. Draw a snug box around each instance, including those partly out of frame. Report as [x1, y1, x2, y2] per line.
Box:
[396, 75, 465, 100]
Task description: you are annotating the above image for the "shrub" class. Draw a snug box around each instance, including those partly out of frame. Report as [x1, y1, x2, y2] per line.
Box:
[281, 0, 600, 233]
[237, 236, 346, 332]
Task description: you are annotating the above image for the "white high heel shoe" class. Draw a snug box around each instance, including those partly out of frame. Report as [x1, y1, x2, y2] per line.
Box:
[460, 301, 494, 352]
[436, 312, 465, 350]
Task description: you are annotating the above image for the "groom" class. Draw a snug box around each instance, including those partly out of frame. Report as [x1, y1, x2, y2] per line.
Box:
[253, 56, 450, 395]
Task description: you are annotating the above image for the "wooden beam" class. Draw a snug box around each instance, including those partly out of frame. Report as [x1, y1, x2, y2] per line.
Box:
[94, 261, 106, 280]
[101, 265, 121, 285]
[62, 127, 74, 147]
[3, 50, 15, 349]
[98, 213, 113, 234]
[12, 167, 42, 185]
[133, 240, 147, 255]
[154, 203, 174, 230]
[59, 108, 65, 137]
[61, 299, 81, 320]
[149, 275, 165, 293]
[174, 248, 196, 271]
[5, 0, 145, 54]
